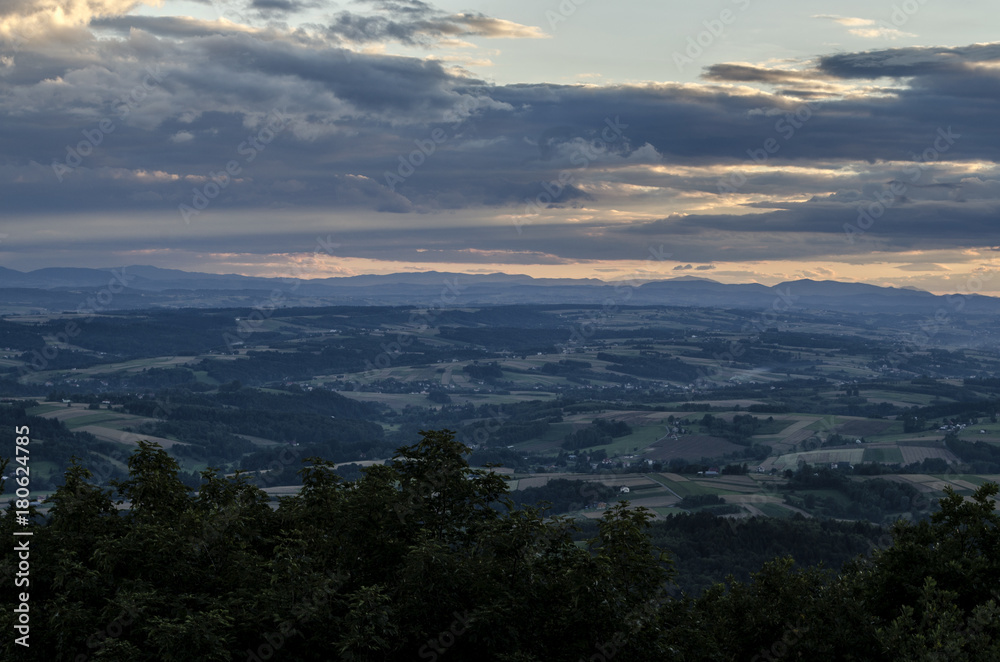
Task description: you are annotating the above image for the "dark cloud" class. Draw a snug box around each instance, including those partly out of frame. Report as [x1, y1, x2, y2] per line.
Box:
[325, 5, 545, 46]
[4, 6, 1000, 270]
[91, 16, 261, 38]
[702, 64, 820, 84]
[621, 198, 1000, 255]
[250, 0, 321, 17]
[818, 43, 1000, 79]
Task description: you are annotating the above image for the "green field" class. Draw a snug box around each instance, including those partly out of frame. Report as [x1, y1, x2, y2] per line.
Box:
[26, 404, 63, 415]
[647, 474, 733, 498]
[62, 413, 133, 430]
[599, 425, 668, 456]
[755, 502, 796, 518]
[518, 422, 575, 453]
[862, 447, 905, 463]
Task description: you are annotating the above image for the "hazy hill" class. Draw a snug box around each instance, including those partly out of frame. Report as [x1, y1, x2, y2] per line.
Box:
[1, 265, 997, 314]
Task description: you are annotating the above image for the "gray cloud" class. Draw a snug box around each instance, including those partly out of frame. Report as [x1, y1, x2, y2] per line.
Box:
[818, 43, 1000, 78]
[3, 4, 1000, 270]
[325, 5, 545, 46]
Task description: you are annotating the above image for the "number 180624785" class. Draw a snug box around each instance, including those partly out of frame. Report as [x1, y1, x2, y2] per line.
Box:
[14, 425, 31, 512]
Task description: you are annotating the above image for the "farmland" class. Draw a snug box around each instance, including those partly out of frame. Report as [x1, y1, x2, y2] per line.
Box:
[4, 302, 1000, 524]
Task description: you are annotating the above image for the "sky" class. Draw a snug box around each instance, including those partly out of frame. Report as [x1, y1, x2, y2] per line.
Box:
[2, 0, 1000, 294]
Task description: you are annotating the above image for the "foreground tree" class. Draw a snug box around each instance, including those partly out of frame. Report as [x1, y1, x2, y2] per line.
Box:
[4, 434, 1000, 660]
[1, 432, 673, 661]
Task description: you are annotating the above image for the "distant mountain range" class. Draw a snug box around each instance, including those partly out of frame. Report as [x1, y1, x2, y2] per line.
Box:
[1, 265, 997, 314]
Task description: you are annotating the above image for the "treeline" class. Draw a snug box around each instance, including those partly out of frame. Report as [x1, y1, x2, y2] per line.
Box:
[5, 432, 1000, 661]
[758, 330, 888, 352]
[513, 478, 617, 514]
[946, 436, 1000, 472]
[561, 418, 632, 450]
[463, 361, 504, 381]
[0, 319, 47, 351]
[29, 310, 257, 359]
[437, 326, 565, 353]
[212, 386, 385, 420]
[690, 339, 797, 366]
[199, 339, 490, 385]
[697, 413, 765, 445]
[129, 403, 385, 462]
[622, 511, 884, 595]
[782, 465, 927, 522]
[596, 351, 702, 383]
[0, 401, 123, 489]
[56, 367, 210, 393]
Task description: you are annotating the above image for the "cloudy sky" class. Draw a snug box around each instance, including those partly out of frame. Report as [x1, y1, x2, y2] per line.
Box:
[2, 0, 1000, 293]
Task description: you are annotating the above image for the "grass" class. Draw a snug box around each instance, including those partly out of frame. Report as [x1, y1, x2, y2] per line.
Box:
[598, 426, 667, 457]
[29, 460, 60, 481]
[652, 507, 679, 517]
[192, 370, 219, 385]
[755, 502, 796, 518]
[862, 447, 905, 464]
[795, 488, 854, 508]
[755, 418, 795, 435]
[62, 413, 132, 430]
[804, 415, 838, 429]
[23, 355, 199, 382]
[648, 474, 730, 498]
[861, 390, 938, 406]
[943, 474, 996, 487]
[25, 404, 63, 415]
[518, 422, 575, 453]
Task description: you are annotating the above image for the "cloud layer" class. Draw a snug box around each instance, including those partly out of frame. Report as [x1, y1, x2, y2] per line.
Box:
[2, 1, 1000, 287]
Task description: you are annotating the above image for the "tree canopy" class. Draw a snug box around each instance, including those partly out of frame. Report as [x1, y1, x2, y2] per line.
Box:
[3, 431, 1000, 660]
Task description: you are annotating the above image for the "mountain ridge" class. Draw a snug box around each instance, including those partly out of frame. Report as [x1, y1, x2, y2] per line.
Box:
[0, 265, 995, 314]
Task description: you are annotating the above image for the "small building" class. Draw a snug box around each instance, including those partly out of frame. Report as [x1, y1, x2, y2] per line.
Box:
[619, 486, 630, 494]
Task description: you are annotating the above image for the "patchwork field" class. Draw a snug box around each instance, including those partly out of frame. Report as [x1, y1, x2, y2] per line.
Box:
[645, 435, 744, 461]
